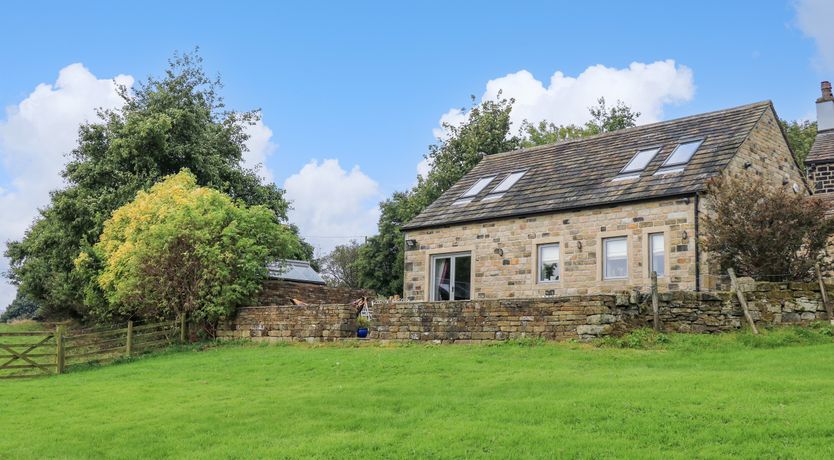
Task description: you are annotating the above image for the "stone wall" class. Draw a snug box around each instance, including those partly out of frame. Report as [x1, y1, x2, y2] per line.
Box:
[219, 280, 834, 343]
[809, 163, 834, 194]
[219, 304, 358, 341]
[403, 196, 697, 301]
[258, 280, 370, 306]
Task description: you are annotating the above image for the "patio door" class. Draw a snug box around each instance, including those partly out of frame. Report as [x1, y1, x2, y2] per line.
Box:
[430, 252, 471, 301]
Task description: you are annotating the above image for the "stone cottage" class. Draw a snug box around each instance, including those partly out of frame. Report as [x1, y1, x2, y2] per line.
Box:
[401, 101, 809, 301]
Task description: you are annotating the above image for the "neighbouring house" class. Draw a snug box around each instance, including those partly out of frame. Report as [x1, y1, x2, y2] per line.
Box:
[261, 260, 369, 305]
[806, 81, 834, 203]
[401, 100, 810, 301]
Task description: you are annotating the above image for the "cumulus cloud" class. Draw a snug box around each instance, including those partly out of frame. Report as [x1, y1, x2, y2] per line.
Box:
[283, 159, 381, 256]
[795, 0, 834, 72]
[242, 118, 277, 182]
[416, 157, 432, 179]
[434, 60, 695, 138]
[0, 63, 133, 310]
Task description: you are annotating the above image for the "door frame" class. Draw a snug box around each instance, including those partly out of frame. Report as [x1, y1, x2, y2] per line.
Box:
[428, 250, 473, 301]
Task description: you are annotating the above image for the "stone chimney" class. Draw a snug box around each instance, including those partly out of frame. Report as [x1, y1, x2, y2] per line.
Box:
[819, 81, 834, 132]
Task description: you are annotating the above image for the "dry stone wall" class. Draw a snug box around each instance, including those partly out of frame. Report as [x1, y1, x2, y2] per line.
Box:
[218, 281, 833, 343]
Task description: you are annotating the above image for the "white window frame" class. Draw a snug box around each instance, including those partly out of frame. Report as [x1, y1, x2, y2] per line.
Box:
[537, 243, 560, 283]
[429, 251, 472, 301]
[648, 232, 665, 278]
[602, 236, 629, 280]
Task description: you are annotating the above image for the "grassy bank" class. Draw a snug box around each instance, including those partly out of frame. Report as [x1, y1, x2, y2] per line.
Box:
[2, 327, 834, 459]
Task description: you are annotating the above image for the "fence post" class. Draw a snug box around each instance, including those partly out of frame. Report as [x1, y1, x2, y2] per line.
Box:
[126, 320, 133, 357]
[651, 271, 660, 331]
[728, 268, 759, 335]
[815, 263, 833, 324]
[55, 325, 65, 375]
[179, 313, 187, 344]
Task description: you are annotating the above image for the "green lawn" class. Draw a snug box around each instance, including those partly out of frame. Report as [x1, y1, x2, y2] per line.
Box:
[3, 328, 834, 459]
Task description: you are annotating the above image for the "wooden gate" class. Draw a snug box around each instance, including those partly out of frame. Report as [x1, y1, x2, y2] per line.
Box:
[0, 317, 184, 379]
[0, 331, 57, 379]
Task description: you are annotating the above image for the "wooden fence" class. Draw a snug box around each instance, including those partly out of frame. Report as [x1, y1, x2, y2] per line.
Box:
[0, 317, 184, 379]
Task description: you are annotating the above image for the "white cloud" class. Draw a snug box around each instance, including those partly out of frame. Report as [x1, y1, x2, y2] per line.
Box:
[416, 157, 432, 179]
[434, 60, 695, 138]
[795, 0, 834, 72]
[242, 119, 277, 182]
[283, 159, 381, 256]
[0, 64, 133, 310]
[433, 107, 469, 140]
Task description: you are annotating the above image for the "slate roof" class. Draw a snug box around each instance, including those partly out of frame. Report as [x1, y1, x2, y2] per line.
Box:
[806, 130, 834, 164]
[404, 101, 776, 230]
[267, 260, 325, 285]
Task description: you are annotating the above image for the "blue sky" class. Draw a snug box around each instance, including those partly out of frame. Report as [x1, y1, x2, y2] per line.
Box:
[0, 0, 832, 307]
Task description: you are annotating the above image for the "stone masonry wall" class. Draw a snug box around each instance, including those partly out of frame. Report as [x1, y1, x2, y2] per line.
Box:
[403, 197, 696, 301]
[218, 280, 833, 343]
[219, 304, 358, 341]
[809, 163, 834, 194]
[700, 107, 813, 287]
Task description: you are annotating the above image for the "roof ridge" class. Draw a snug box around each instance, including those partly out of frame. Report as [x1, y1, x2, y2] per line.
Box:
[485, 100, 772, 161]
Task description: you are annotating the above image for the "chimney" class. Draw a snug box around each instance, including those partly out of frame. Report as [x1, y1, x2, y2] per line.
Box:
[818, 81, 834, 132]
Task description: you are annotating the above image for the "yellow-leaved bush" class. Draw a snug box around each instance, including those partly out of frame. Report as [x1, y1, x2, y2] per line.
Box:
[76, 170, 298, 324]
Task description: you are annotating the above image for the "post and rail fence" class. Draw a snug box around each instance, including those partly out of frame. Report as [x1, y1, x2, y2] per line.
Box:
[0, 315, 187, 379]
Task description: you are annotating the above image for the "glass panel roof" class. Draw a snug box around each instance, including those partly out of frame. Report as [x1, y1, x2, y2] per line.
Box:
[461, 176, 495, 197]
[490, 171, 526, 194]
[621, 148, 660, 173]
[662, 140, 703, 166]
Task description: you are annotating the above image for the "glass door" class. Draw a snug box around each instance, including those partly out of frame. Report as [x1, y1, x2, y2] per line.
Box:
[430, 252, 471, 301]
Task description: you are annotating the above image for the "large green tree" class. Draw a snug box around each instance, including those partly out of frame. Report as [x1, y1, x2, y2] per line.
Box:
[356, 97, 639, 296]
[520, 97, 641, 147]
[80, 170, 298, 323]
[316, 240, 364, 289]
[780, 119, 817, 166]
[0, 295, 38, 322]
[5, 51, 311, 319]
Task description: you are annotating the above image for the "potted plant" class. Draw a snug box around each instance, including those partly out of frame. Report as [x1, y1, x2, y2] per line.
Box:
[356, 316, 370, 338]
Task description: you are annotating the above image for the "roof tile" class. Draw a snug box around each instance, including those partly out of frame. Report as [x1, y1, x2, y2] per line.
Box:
[404, 101, 771, 230]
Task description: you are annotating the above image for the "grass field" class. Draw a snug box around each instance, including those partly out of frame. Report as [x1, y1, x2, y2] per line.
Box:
[3, 327, 834, 459]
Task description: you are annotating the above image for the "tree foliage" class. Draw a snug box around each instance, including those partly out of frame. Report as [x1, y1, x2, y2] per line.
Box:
[80, 171, 298, 323]
[0, 295, 39, 322]
[317, 240, 363, 289]
[356, 96, 639, 296]
[519, 98, 640, 148]
[5, 50, 311, 320]
[780, 119, 817, 166]
[356, 97, 519, 296]
[701, 176, 834, 281]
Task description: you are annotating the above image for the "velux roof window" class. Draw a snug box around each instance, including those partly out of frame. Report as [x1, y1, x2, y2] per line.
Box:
[483, 171, 526, 201]
[655, 139, 703, 175]
[452, 176, 495, 205]
[613, 147, 661, 181]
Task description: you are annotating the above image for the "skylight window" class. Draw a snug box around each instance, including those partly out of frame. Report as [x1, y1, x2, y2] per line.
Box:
[621, 147, 661, 174]
[661, 140, 703, 167]
[490, 171, 526, 194]
[461, 176, 495, 198]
